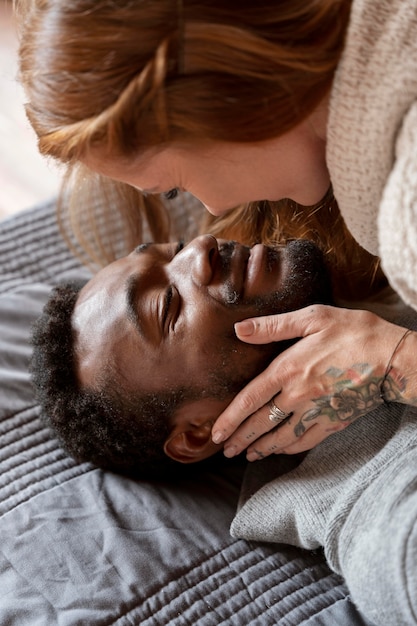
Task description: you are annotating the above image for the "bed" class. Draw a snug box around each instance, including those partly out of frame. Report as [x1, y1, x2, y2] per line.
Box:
[0, 199, 376, 625]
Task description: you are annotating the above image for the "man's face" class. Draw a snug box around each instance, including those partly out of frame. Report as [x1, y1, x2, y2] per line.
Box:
[73, 236, 330, 396]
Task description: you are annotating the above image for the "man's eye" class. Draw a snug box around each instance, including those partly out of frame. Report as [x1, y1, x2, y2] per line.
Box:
[162, 284, 180, 332]
[163, 188, 179, 201]
[162, 285, 173, 328]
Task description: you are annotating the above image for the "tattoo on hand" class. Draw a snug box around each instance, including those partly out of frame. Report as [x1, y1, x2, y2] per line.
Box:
[293, 364, 406, 437]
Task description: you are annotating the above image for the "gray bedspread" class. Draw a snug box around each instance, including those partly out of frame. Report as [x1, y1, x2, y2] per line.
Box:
[0, 201, 374, 625]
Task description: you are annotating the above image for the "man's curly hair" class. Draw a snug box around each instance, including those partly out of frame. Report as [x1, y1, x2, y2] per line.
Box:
[31, 282, 217, 480]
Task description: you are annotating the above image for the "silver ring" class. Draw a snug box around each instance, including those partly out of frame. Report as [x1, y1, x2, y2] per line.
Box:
[268, 398, 292, 423]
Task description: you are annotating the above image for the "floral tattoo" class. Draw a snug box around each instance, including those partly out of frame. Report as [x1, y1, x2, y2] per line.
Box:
[293, 363, 407, 437]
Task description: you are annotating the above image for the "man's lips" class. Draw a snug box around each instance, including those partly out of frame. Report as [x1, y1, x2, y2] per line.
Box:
[245, 244, 269, 297]
[216, 241, 275, 300]
[215, 242, 247, 297]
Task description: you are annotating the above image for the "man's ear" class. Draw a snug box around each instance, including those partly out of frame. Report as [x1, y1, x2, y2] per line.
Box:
[163, 398, 229, 464]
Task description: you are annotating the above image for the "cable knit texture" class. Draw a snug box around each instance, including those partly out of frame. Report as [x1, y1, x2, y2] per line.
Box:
[326, 0, 417, 309]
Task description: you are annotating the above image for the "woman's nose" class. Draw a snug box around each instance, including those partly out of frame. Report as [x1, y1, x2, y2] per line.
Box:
[190, 235, 218, 286]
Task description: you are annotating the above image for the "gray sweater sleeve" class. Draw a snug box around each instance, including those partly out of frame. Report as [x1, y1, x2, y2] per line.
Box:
[231, 403, 417, 625]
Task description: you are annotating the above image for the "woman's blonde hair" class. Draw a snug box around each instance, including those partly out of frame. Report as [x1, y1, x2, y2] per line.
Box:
[15, 0, 383, 298]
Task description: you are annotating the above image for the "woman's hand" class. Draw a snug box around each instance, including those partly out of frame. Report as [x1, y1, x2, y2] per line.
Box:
[211, 305, 412, 461]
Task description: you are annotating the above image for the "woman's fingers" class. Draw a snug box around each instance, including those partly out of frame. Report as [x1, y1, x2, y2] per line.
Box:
[234, 305, 321, 344]
[245, 421, 319, 461]
[211, 357, 290, 445]
[211, 306, 327, 445]
[221, 392, 291, 457]
[245, 412, 350, 461]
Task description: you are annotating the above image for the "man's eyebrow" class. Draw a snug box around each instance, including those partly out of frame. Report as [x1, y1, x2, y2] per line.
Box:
[125, 274, 144, 337]
[125, 243, 151, 336]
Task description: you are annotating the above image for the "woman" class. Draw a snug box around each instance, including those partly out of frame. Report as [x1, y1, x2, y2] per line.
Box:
[16, 0, 417, 458]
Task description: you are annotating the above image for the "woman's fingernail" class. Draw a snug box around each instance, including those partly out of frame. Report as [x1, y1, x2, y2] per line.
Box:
[212, 431, 225, 444]
[235, 320, 255, 336]
[223, 445, 238, 458]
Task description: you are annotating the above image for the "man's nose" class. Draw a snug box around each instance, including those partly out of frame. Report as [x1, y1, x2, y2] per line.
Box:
[190, 235, 218, 286]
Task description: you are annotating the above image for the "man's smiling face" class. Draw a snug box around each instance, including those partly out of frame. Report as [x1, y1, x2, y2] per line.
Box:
[72, 236, 331, 396]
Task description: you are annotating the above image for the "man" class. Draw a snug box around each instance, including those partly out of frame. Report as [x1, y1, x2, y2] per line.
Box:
[31, 235, 331, 478]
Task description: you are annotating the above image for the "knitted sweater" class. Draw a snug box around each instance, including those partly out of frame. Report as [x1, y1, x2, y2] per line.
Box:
[326, 0, 417, 309]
